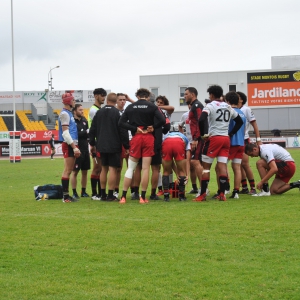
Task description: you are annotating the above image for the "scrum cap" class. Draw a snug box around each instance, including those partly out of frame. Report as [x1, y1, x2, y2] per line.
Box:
[62, 93, 74, 105]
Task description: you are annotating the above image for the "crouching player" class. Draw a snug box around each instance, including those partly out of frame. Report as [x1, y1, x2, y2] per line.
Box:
[245, 143, 300, 196]
[161, 132, 191, 201]
[59, 93, 81, 202]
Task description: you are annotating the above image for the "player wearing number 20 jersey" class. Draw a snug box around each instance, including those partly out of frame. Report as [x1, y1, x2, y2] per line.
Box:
[203, 100, 238, 137]
[201, 100, 240, 163]
[196, 86, 243, 202]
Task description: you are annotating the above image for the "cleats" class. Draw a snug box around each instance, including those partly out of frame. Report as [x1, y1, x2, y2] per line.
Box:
[179, 196, 187, 201]
[119, 196, 126, 204]
[131, 192, 140, 200]
[229, 192, 239, 199]
[72, 193, 80, 201]
[211, 193, 219, 199]
[91, 194, 101, 201]
[62, 196, 77, 203]
[248, 188, 257, 195]
[156, 190, 164, 196]
[106, 195, 118, 202]
[150, 194, 161, 200]
[81, 192, 90, 197]
[218, 193, 226, 201]
[252, 190, 271, 197]
[240, 188, 249, 194]
[188, 188, 198, 194]
[139, 197, 148, 204]
[164, 192, 170, 202]
[225, 190, 230, 195]
[193, 193, 207, 202]
[113, 191, 119, 198]
[196, 188, 210, 197]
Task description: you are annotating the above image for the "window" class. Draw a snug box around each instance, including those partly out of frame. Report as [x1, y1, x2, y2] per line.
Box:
[228, 85, 236, 92]
[179, 86, 188, 106]
[151, 88, 158, 97]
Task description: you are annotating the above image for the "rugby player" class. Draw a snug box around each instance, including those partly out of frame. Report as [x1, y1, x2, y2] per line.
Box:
[59, 93, 81, 203]
[88, 88, 107, 200]
[245, 143, 300, 196]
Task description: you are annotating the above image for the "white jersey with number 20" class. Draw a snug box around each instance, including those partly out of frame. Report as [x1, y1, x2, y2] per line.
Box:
[203, 100, 238, 137]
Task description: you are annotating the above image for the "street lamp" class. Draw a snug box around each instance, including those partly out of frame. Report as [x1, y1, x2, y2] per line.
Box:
[48, 66, 60, 91]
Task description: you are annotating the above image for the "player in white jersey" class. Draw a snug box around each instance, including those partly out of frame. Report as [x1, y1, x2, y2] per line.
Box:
[245, 143, 300, 196]
[195, 86, 243, 202]
[237, 91, 262, 195]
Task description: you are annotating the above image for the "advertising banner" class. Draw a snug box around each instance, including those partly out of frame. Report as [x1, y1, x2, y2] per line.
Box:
[20, 130, 59, 142]
[3, 144, 42, 156]
[22, 92, 48, 104]
[247, 70, 300, 107]
[0, 132, 10, 142]
[1, 143, 63, 157]
[0, 92, 22, 104]
[48, 90, 89, 103]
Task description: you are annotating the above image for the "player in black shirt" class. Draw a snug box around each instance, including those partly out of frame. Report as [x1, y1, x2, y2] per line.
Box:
[70, 104, 90, 200]
[89, 93, 129, 201]
[118, 88, 166, 204]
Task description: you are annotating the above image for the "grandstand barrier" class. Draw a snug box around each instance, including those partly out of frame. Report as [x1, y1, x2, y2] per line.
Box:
[249, 137, 287, 148]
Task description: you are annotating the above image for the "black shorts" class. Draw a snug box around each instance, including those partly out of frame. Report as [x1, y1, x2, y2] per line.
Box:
[101, 152, 121, 168]
[74, 151, 91, 171]
[151, 150, 162, 165]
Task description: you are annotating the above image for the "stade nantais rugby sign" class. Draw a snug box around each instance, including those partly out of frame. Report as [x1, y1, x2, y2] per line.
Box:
[247, 71, 300, 107]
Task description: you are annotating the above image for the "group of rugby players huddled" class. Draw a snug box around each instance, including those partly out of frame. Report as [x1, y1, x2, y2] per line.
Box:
[58, 86, 300, 203]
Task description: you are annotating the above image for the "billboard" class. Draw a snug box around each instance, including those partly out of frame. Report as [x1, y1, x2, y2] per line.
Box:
[247, 70, 300, 107]
[0, 89, 110, 104]
[20, 130, 59, 142]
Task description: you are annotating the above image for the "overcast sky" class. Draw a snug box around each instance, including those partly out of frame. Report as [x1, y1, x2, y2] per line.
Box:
[1, 0, 299, 99]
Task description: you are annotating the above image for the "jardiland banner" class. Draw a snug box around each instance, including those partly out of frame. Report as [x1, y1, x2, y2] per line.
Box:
[247, 70, 300, 107]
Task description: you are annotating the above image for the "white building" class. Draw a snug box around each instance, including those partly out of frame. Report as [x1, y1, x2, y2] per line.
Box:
[140, 55, 300, 131]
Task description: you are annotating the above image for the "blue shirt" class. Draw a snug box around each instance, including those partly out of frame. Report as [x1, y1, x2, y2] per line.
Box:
[228, 107, 246, 146]
[59, 108, 78, 143]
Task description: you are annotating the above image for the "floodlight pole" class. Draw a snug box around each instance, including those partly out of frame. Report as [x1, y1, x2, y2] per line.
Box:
[11, 0, 16, 132]
[48, 66, 60, 91]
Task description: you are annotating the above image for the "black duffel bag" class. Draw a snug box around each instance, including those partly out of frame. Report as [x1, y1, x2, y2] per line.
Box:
[34, 184, 63, 200]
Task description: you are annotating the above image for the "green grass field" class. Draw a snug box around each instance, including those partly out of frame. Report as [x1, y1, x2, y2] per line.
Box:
[1, 151, 300, 299]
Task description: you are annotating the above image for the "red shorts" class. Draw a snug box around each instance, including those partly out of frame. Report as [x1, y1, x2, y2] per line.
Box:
[121, 145, 129, 159]
[275, 160, 296, 183]
[229, 145, 245, 160]
[202, 136, 230, 158]
[162, 137, 186, 161]
[62, 142, 77, 159]
[129, 134, 154, 158]
[191, 138, 204, 161]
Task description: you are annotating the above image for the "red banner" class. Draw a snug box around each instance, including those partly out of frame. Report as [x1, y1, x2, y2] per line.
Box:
[20, 130, 59, 142]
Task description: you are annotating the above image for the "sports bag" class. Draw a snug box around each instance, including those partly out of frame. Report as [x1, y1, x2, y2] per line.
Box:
[34, 184, 63, 200]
